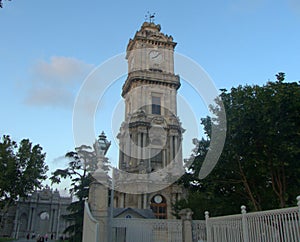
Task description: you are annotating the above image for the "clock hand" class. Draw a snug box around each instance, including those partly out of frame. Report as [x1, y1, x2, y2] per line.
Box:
[152, 53, 160, 58]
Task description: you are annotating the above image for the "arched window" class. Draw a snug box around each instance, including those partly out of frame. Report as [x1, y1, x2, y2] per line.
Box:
[150, 195, 167, 219]
[19, 213, 28, 235]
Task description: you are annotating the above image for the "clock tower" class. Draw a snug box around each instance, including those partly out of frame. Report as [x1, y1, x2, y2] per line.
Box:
[115, 21, 184, 219]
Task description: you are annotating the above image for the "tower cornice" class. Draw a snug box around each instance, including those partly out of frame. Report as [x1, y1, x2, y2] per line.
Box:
[126, 22, 177, 56]
[122, 70, 180, 97]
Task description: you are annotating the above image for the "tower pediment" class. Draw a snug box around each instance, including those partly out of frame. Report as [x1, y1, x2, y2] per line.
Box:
[127, 22, 176, 53]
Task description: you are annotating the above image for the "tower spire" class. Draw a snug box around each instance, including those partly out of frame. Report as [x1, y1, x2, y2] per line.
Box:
[145, 11, 156, 23]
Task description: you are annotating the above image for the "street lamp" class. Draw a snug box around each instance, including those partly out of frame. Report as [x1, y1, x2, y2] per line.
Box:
[93, 131, 111, 183]
[94, 131, 111, 158]
[93, 131, 113, 242]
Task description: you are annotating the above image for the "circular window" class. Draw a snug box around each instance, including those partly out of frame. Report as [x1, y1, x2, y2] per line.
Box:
[154, 195, 163, 204]
[150, 195, 167, 219]
[40, 212, 49, 220]
[125, 214, 132, 219]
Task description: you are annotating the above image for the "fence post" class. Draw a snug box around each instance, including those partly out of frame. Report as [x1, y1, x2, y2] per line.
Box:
[179, 208, 193, 242]
[205, 211, 212, 242]
[297, 195, 300, 229]
[241, 205, 249, 242]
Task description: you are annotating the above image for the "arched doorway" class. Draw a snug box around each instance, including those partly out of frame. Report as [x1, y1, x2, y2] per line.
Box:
[19, 213, 28, 238]
[150, 195, 167, 219]
[37, 211, 50, 235]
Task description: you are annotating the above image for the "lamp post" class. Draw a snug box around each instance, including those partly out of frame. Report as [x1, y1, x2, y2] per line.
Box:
[95, 131, 111, 157]
[93, 131, 112, 242]
[93, 131, 111, 186]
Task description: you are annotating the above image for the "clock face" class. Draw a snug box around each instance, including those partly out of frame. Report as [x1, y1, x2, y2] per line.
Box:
[149, 50, 163, 64]
[154, 195, 163, 204]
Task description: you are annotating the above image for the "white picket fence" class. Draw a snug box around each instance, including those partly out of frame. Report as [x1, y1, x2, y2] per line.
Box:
[83, 196, 300, 242]
[243, 206, 299, 242]
[204, 213, 243, 242]
[193, 198, 300, 242]
[192, 220, 207, 241]
[111, 204, 300, 242]
[112, 218, 182, 242]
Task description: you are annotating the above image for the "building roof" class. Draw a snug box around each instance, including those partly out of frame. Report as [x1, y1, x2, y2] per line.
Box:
[113, 207, 156, 219]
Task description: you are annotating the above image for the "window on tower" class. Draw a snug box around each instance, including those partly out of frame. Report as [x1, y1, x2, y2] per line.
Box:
[152, 96, 161, 115]
[150, 148, 163, 164]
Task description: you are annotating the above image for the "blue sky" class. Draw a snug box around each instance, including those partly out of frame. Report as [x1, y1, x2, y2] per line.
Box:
[1, 0, 300, 190]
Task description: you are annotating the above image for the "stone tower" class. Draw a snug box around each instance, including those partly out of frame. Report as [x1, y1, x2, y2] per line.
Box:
[115, 21, 185, 219]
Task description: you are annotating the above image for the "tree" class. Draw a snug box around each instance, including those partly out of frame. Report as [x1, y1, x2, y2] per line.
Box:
[50, 144, 102, 242]
[0, 135, 48, 225]
[177, 73, 300, 218]
[0, 0, 11, 8]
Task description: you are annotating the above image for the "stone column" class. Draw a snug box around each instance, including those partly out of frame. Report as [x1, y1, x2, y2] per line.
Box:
[48, 207, 54, 233]
[179, 208, 193, 242]
[169, 136, 173, 162]
[119, 142, 123, 168]
[170, 90, 174, 114]
[119, 193, 124, 208]
[173, 90, 177, 115]
[174, 135, 178, 159]
[142, 132, 146, 162]
[56, 206, 61, 239]
[162, 149, 166, 167]
[138, 195, 142, 209]
[27, 207, 32, 231]
[143, 194, 147, 209]
[87, 181, 110, 242]
[146, 134, 151, 171]
[178, 136, 183, 166]
[137, 133, 142, 164]
[30, 207, 36, 231]
[134, 133, 138, 166]
[125, 133, 131, 166]
[123, 138, 127, 168]
[129, 134, 133, 167]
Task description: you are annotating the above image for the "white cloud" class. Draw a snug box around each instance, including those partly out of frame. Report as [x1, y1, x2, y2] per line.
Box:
[24, 56, 95, 108]
[51, 155, 69, 166]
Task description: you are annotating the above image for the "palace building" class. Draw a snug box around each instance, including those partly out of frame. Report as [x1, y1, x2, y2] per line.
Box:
[0, 186, 71, 239]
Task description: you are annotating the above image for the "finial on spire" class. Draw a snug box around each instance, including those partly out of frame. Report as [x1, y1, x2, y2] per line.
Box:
[145, 11, 155, 23]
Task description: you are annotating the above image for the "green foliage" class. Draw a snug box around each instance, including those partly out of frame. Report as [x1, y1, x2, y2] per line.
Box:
[0, 238, 14, 242]
[0, 135, 48, 224]
[177, 73, 300, 218]
[50, 145, 98, 242]
[0, 0, 11, 8]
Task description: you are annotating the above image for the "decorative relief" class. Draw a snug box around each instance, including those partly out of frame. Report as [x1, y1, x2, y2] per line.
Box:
[169, 129, 179, 136]
[137, 126, 147, 133]
[151, 116, 166, 126]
